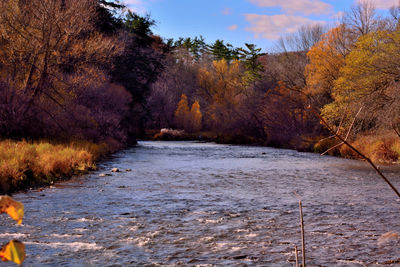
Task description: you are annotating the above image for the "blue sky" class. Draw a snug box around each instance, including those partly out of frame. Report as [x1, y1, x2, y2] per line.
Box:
[123, 0, 399, 51]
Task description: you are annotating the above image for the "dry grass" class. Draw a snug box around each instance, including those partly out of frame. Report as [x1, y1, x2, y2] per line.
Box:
[339, 132, 400, 163]
[0, 140, 110, 193]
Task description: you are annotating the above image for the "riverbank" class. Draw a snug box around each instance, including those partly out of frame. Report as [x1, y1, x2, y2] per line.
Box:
[150, 128, 400, 164]
[315, 131, 400, 164]
[150, 129, 265, 145]
[0, 140, 116, 194]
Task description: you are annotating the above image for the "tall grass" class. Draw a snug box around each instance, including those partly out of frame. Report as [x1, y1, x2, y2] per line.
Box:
[339, 132, 400, 163]
[0, 140, 110, 193]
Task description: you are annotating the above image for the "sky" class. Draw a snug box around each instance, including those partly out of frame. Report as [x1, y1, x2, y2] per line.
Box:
[123, 0, 399, 51]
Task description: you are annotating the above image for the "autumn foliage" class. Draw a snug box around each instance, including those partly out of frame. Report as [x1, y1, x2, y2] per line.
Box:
[0, 196, 25, 264]
[174, 94, 203, 133]
[189, 101, 202, 133]
[174, 94, 190, 130]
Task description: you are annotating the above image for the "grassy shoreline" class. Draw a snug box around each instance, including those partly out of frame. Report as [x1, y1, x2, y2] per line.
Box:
[0, 140, 114, 194]
[150, 129, 400, 164]
[3, 130, 399, 194]
[314, 132, 400, 164]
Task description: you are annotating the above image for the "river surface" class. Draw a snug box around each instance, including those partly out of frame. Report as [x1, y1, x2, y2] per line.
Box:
[1, 141, 400, 266]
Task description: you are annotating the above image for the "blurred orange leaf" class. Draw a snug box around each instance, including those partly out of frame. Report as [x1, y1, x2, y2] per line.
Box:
[0, 240, 26, 264]
[0, 196, 24, 224]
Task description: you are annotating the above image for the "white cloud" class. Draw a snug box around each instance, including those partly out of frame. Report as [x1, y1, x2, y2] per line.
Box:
[357, 0, 399, 9]
[123, 0, 142, 4]
[228, 24, 238, 30]
[122, 0, 146, 14]
[245, 14, 325, 40]
[222, 8, 232, 15]
[248, 0, 333, 15]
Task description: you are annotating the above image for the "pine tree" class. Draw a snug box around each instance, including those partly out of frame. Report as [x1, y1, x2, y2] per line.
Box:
[238, 43, 264, 84]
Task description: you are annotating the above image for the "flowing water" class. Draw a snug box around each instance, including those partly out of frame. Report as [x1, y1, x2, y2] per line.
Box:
[1, 141, 400, 266]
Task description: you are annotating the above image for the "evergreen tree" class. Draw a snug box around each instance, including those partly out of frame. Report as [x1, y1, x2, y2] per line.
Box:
[209, 40, 236, 61]
[95, 0, 124, 34]
[191, 36, 207, 60]
[111, 11, 165, 139]
[239, 43, 265, 84]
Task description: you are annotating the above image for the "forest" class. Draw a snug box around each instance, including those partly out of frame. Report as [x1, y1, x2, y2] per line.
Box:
[1, 0, 400, 193]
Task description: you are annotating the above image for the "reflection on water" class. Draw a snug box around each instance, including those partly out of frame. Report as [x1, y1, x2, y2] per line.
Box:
[1, 141, 399, 266]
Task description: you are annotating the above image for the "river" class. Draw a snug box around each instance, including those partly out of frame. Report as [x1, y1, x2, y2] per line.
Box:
[1, 141, 400, 266]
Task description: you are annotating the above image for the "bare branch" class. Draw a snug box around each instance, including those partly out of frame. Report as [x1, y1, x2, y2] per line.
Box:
[318, 134, 336, 143]
[308, 105, 400, 199]
[344, 106, 363, 141]
[321, 141, 344, 155]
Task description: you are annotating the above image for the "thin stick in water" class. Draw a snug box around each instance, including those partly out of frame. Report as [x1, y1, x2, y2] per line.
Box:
[299, 200, 306, 267]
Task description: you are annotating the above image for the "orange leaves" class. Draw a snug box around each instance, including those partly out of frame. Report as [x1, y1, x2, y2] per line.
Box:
[174, 94, 190, 130]
[0, 196, 26, 265]
[174, 94, 203, 132]
[0, 240, 25, 265]
[305, 25, 347, 97]
[196, 59, 247, 131]
[212, 59, 229, 79]
[189, 101, 202, 133]
[0, 195, 24, 224]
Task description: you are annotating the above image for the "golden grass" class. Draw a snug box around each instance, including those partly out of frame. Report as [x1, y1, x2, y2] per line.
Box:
[339, 132, 400, 163]
[0, 140, 110, 193]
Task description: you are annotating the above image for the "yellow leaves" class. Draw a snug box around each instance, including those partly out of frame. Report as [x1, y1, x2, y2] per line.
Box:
[174, 95, 203, 132]
[0, 196, 24, 224]
[212, 59, 228, 78]
[316, 26, 400, 129]
[228, 60, 240, 77]
[305, 26, 346, 97]
[0, 196, 26, 264]
[0, 240, 25, 265]
[197, 59, 247, 130]
[189, 101, 202, 132]
[197, 68, 212, 89]
[174, 94, 190, 130]
[212, 59, 242, 85]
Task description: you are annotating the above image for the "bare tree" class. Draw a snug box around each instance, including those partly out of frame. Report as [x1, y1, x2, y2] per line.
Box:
[342, 0, 378, 36]
[268, 24, 326, 90]
[0, 0, 122, 138]
[277, 24, 326, 53]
